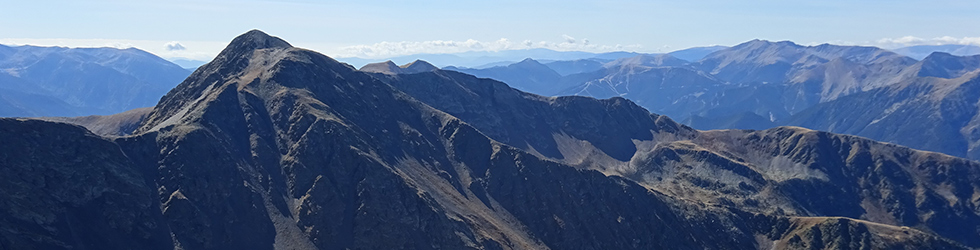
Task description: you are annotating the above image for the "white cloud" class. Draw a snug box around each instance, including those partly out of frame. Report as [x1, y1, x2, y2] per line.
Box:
[562, 34, 576, 44]
[104, 42, 135, 49]
[336, 35, 643, 58]
[165, 41, 187, 51]
[875, 36, 980, 48]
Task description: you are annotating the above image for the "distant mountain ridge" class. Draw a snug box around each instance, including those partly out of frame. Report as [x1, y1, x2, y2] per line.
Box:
[892, 44, 980, 60]
[359, 60, 438, 75]
[443, 58, 563, 94]
[667, 45, 729, 62]
[0, 44, 191, 117]
[429, 39, 980, 162]
[337, 46, 728, 69]
[785, 56, 980, 159]
[441, 40, 916, 124]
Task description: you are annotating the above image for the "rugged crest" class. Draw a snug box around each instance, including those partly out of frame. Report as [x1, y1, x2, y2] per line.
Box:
[382, 66, 980, 247]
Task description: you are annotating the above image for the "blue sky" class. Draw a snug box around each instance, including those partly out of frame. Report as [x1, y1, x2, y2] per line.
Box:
[2, 0, 978, 60]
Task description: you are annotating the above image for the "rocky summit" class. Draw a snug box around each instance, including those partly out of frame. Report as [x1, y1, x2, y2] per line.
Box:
[1, 30, 977, 250]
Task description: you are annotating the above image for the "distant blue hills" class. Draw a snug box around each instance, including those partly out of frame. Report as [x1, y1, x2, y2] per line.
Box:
[0, 44, 191, 117]
[336, 46, 728, 69]
[890, 44, 980, 60]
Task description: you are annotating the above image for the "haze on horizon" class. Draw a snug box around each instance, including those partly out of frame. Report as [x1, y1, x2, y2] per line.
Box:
[2, 0, 979, 61]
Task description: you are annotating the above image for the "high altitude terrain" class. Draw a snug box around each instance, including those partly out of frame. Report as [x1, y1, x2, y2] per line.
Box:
[1, 30, 978, 250]
[448, 40, 980, 161]
[0, 44, 190, 117]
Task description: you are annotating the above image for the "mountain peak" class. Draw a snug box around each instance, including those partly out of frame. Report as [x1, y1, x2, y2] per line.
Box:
[922, 51, 956, 61]
[213, 30, 292, 61]
[360, 59, 438, 74]
[401, 60, 437, 73]
[508, 58, 556, 73]
[735, 39, 800, 49]
[518, 58, 539, 63]
[915, 51, 980, 79]
[513, 58, 545, 66]
[359, 60, 401, 74]
[232, 29, 292, 50]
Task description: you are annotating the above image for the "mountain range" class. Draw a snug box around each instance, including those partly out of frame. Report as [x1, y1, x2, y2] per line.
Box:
[3, 30, 980, 249]
[891, 44, 980, 60]
[786, 52, 980, 159]
[0, 44, 191, 117]
[336, 46, 729, 69]
[443, 40, 980, 162]
[4, 39, 969, 120]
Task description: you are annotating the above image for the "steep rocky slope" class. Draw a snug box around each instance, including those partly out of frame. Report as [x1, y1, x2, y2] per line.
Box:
[381, 66, 980, 247]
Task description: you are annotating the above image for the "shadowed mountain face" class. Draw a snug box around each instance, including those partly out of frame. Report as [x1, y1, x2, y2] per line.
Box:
[381, 66, 980, 248]
[0, 44, 191, 117]
[0, 119, 173, 250]
[1, 30, 977, 249]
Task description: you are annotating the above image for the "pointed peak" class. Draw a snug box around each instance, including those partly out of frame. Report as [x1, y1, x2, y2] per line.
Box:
[222, 30, 292, 55]
[518, 58, 539, 63]
[512, 58, 545, 67]
[239, 30, 291, 48]
[400, 60, 438, 73]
